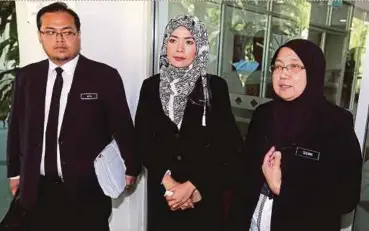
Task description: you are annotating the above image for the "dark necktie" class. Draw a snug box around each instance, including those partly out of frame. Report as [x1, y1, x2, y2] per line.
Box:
[45, 67, 63, 176]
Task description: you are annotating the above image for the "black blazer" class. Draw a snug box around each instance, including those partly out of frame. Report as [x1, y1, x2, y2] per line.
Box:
[135, 74, 242, 231]
[7, 55, 141, 209]
[227, 99, 363, 231]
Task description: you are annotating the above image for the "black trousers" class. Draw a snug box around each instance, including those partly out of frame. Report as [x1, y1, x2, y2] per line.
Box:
[26, 176, 111, 231]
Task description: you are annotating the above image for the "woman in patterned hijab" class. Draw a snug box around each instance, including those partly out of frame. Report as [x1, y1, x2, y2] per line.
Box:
[159, 14, 209, 127]
[135, 15, 242, 231]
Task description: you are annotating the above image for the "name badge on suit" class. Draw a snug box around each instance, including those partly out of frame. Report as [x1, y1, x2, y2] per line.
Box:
[80, 93, 98, 100]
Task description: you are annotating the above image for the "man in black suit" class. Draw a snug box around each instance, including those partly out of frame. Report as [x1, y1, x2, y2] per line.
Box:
[6, 2, 141, 231]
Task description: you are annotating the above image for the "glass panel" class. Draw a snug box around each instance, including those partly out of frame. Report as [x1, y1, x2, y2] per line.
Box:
[341, 48, 356, 109]
[331, 2, 350, 30]
[307, 28, 323, 45]
[341, 8, 369, 112]
[0, 1, 18, 219]
[219, 6, 267, 137]
[353, 111, 369, 231]
[324, 33, 346, 104]
[220, 6, 267, 97]
[273, 1, 326, 27]
[168, 1, 221, 74]
[309, 1, 328, 26]
[227, 0, 268, 9]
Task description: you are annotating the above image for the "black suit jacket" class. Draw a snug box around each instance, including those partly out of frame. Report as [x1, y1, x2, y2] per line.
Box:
[135, 74, 243, 231]
[7, 55, 141, 209]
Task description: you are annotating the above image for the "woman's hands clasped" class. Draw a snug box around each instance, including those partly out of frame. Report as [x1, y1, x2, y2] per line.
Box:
[162, 174, 202, 211]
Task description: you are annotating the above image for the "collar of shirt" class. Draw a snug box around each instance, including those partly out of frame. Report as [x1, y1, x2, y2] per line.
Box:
[48, 54, 80, 81]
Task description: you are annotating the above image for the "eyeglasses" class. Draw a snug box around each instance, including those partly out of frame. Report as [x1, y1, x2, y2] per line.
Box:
[39, 30, 79, 39]
[269, 64, 305, 74]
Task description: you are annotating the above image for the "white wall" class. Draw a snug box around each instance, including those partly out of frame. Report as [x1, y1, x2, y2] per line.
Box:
[15, 1, 152, 231]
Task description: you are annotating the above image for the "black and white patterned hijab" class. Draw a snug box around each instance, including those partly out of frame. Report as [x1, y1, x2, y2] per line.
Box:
[159, 15, 209, 126]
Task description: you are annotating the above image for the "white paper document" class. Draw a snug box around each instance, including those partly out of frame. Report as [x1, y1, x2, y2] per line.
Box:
[94, 140, 126, 198]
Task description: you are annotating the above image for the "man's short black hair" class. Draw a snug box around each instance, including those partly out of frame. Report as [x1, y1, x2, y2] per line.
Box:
[36, 2, 81, 31]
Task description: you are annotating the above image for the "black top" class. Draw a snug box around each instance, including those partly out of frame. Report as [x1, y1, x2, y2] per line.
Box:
[135, 74, 242, 231]
[227, 39, 363, 231]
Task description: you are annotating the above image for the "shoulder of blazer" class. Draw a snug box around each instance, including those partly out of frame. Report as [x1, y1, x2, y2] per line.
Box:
[319, 99, 354, 129]
[206, 74, 228, 99]
[207, 74, 226, 88]
[141, 74, 160, 91]
[77, 55, 117, 74]
[75, 55, 123, 90]
[144, 74, 160, 85]
[20, 59, 48, 72]
[16, 59, 48, 85]
[251, 100, 274, 121]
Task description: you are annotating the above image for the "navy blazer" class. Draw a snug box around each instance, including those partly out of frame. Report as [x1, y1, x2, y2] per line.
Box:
[7, 55, 141, 209]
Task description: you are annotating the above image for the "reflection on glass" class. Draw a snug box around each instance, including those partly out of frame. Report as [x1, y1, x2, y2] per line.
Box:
[168, 1, 221, 74]
[308, 1, 328, 26]
[341, 50, 356, 109]
[323, 33, 346, 104]
[307, 29, 322, 46]
[217, 5, 268, 138]
[220, 6, 267, 97]
[331, 3, 349, 29]
[354, 114, 369, 231]
[273, 0, 324, 26]
[227, 0, 268, 9]
[342, 9, 369, 113]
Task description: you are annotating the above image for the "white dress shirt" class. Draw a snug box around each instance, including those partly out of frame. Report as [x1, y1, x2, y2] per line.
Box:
[10, 55, 80, 180]
[39, 55, 80, 178]
[250, 194, 273, 231]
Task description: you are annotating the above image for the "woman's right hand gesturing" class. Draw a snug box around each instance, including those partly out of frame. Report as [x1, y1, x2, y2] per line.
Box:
[262, 146, 282, 195]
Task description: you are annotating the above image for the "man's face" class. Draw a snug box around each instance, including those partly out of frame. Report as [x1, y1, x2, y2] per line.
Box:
[38, 12, 81, 65]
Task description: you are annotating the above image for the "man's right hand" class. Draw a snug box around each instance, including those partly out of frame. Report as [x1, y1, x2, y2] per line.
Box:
[9, 178, 19, 196]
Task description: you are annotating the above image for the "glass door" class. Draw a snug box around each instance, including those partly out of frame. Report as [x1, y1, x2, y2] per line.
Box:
[352, 27, 369, 231]
[353, 109, 369, 231]
[219, 4, 269, 138]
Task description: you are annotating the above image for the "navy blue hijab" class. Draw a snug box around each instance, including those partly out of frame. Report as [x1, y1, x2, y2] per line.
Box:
[270, 39, 326, 147]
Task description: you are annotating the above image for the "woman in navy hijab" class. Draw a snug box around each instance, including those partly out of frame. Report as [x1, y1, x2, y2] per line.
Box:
[227, 39, 362, 231]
